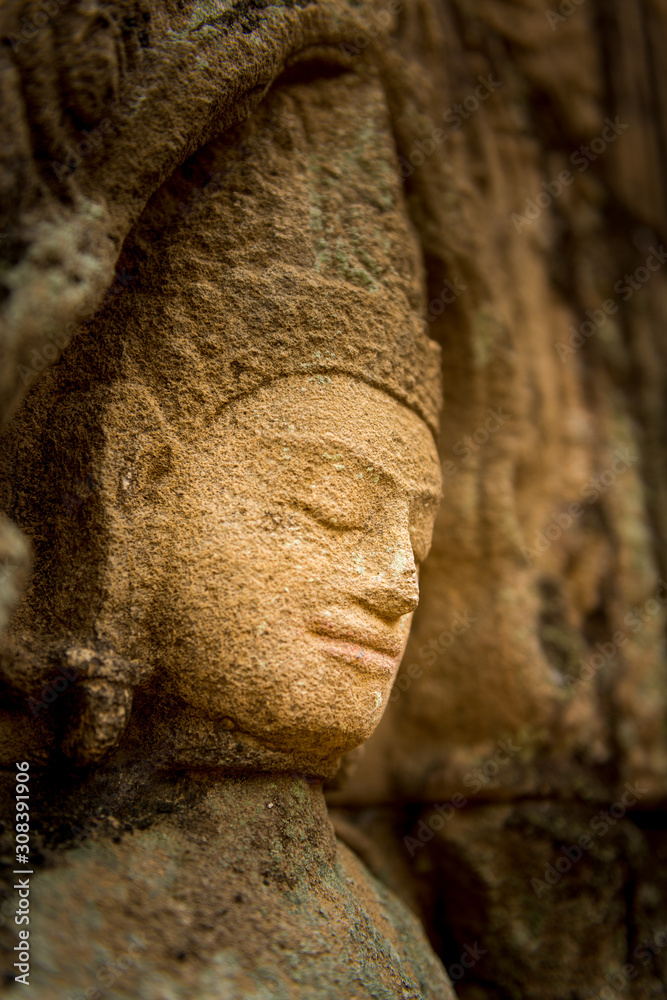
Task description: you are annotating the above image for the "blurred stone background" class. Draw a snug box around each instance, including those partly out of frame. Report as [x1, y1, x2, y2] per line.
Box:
[328, 1, 667, 996]
[1, 0, 666, 996]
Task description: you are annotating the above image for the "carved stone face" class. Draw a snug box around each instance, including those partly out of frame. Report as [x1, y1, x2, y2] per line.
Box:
[159, 374, 441, 762]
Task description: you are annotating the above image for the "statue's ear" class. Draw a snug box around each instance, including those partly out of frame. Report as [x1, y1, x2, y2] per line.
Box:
[59, 644, 152, 767]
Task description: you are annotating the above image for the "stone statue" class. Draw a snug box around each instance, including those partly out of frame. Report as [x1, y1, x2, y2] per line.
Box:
[0, 66, 454, 998]
[3, 0, 667, 995]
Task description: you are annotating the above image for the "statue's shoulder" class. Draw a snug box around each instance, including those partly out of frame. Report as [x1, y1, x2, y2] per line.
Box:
[334, 838, 456, 1000]
[14, 819, 453, 1000]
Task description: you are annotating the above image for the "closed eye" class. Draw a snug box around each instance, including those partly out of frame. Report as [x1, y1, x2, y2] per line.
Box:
[289, 498, 367, 531]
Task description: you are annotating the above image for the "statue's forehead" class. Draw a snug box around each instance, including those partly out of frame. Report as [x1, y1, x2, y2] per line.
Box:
[212, 424, 440, 502]
[224, 375, 436, 445]
[206, 375, 442, 497]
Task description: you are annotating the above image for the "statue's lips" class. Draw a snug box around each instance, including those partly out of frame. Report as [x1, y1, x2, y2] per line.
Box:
[308, 618, 404, 673]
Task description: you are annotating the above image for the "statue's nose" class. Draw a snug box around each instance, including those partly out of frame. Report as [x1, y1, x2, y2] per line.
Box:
[357, 535, 420, 620]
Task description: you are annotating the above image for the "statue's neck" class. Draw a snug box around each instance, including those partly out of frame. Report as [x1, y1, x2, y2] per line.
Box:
[172, 770, 337, 869]
[36, 759, 338, 869]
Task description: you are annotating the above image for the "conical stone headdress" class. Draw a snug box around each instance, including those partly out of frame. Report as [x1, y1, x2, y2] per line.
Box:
[83, 70, 442, 438]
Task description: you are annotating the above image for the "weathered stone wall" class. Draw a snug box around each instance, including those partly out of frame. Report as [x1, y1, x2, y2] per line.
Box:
[1, 0, 666, 997]
[329, 2, 667, 996]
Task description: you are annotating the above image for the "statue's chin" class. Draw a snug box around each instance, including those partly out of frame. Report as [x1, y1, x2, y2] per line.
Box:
[154, 642, 396, 775]
[127, 687, 386, 781]
[226, 688, 389, 761]
[248, 713, 381, 768]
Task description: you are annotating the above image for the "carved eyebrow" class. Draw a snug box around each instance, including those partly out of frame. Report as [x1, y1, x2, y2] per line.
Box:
[270, 433, 442, 501]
